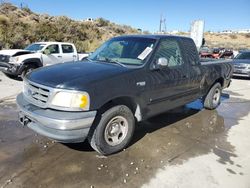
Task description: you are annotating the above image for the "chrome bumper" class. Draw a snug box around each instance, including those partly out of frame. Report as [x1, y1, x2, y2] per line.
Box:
[233, 73, 250, 78]
[0, 67, 8, 72]
[16, 93, 97, 143]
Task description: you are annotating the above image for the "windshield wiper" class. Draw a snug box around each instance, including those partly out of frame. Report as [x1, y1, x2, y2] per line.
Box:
[104, 57, 127, 67]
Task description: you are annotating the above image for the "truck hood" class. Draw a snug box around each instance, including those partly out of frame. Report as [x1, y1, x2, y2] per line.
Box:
[0, 49, 30, 56]
[27, 61, 130, 89]
[232, 59, 250, 64]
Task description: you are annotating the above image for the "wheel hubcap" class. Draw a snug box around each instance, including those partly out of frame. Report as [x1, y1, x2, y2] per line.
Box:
[212, 88, 221, 106]
[104, 116, 128, 146]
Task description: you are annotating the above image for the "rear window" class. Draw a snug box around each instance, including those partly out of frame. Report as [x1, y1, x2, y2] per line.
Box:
[62, 45, 74, 53]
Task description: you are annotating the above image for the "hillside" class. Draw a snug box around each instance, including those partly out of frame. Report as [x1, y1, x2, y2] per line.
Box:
[0, 3, 249, 52]
[0, 3, 139, 52]
[174, 32, 250, 50]
[204, 32, 250, 50]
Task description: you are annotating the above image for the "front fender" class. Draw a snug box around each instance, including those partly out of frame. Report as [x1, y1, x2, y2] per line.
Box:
[17, 58, 43, 74]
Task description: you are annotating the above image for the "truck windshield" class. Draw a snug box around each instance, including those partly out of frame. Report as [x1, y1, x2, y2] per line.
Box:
[25, 43, 46, 52]
[88, 37, 156, 66]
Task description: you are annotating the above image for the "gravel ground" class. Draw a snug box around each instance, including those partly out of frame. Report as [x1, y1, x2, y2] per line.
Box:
[0, 72, 22, 102]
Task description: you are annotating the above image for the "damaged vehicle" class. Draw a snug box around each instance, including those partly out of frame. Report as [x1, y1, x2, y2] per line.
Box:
[0, 42, 88, 79]
[16, 35, 233, 155]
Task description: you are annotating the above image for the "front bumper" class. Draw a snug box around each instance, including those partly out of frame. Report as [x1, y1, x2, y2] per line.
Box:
[16, 93, 97, 143]
[233, 71, 250, 78]
[0, 61, 21, 76]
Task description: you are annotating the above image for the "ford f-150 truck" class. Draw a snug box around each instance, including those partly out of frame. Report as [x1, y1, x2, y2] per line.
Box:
[0, 42, 88, 79]
[16, 35, 233, 155]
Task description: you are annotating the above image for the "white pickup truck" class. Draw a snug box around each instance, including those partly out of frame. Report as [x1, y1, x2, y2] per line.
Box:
[0, 42, 88, 79]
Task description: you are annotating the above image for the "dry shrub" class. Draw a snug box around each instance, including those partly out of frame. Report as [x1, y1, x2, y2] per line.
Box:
[244, 33, 250, 38]
[0, 3, 139, 51]
[229, 34, 237, 39]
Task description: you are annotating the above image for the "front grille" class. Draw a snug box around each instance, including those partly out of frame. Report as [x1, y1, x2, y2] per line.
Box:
[234, 66, 246, 69]
[23, 81, 50, 108]
[0, 55, 10, 63]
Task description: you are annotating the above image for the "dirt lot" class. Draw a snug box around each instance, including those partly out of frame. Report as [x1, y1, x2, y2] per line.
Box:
[0, 72, 250, 188]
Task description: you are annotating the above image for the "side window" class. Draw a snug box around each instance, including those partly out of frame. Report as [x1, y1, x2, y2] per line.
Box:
[62, 45, 74, 53]
[154, 39, 183, 67]
[181, 38, 200, 66]
[45, 44, 59, 54]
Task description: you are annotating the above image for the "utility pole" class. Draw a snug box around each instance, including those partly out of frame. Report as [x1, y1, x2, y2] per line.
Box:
[159, 14, 166, 33]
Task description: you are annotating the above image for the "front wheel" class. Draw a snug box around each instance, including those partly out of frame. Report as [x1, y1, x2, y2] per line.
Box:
[204, 83, 222, 110]
[21, 66, 35, 80]
[88, 105, 135, 155]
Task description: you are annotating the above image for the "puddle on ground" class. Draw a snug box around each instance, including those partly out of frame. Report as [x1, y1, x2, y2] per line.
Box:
[0, 96, 250, 188]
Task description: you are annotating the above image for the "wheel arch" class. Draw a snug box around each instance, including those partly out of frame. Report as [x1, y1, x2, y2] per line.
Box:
[97, 96, 142, 122]
[215, 77, 224, 88]
[22, 58, 43, 68]
[204, 77, 224, 100]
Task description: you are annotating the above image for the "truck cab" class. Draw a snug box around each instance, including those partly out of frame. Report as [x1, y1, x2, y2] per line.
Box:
[0, 42, 88, 79]
[25, 42, 79, 66]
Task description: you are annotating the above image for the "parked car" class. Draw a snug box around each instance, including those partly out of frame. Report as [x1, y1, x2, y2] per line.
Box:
[16, 35, 233, 155]
[0, 42, 88, 79]
[219, 48, 234, 59]
[211, 48, 221, 59]
[199, 46, 213, 58]
[232, 51, 250, 78]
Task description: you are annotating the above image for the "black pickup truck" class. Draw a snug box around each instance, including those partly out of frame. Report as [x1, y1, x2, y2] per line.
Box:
[16, 35, 233, 155]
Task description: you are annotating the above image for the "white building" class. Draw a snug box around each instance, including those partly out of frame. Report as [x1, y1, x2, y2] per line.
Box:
[220, 29, 250, 34]
[84, 18, 94, 22]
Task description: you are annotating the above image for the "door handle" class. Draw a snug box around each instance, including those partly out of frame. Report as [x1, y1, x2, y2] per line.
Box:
[57, 55, 62, 58]
[73, 55, 77, 57]
[182, 75, 188, 78]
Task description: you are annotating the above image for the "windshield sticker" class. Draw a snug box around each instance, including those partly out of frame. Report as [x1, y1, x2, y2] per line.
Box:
[138, 47, 153, 60]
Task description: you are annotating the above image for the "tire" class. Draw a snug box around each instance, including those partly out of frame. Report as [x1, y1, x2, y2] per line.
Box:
[88, 105, 135, 155]
[21, 66, 35, 80]
[204, 83, 222, 110]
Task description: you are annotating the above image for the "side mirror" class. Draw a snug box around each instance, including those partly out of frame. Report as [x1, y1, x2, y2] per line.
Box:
[43, 49, 51, 55]
[156, 57, 168, 69]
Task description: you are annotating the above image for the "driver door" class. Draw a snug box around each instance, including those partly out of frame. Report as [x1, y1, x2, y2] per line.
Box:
[42, 44, 63, 66]
[145, 38, 191, 117]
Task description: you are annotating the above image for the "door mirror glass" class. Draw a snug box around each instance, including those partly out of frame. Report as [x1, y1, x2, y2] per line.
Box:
[156, 57, 168, 68]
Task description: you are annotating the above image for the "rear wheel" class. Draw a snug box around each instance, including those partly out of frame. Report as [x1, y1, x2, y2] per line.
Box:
[204, 83, 222, 110]
[88, 105, 135, 155]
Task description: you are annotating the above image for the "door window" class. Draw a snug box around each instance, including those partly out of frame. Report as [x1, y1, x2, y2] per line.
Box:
[45, 45, 59, 54]
[154, 39, 183, 67]
[62, 44, 74, 53]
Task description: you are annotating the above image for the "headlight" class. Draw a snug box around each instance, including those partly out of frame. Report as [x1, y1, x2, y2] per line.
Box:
[51, 91, 90, 111]
[9, 57, 19, 63]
